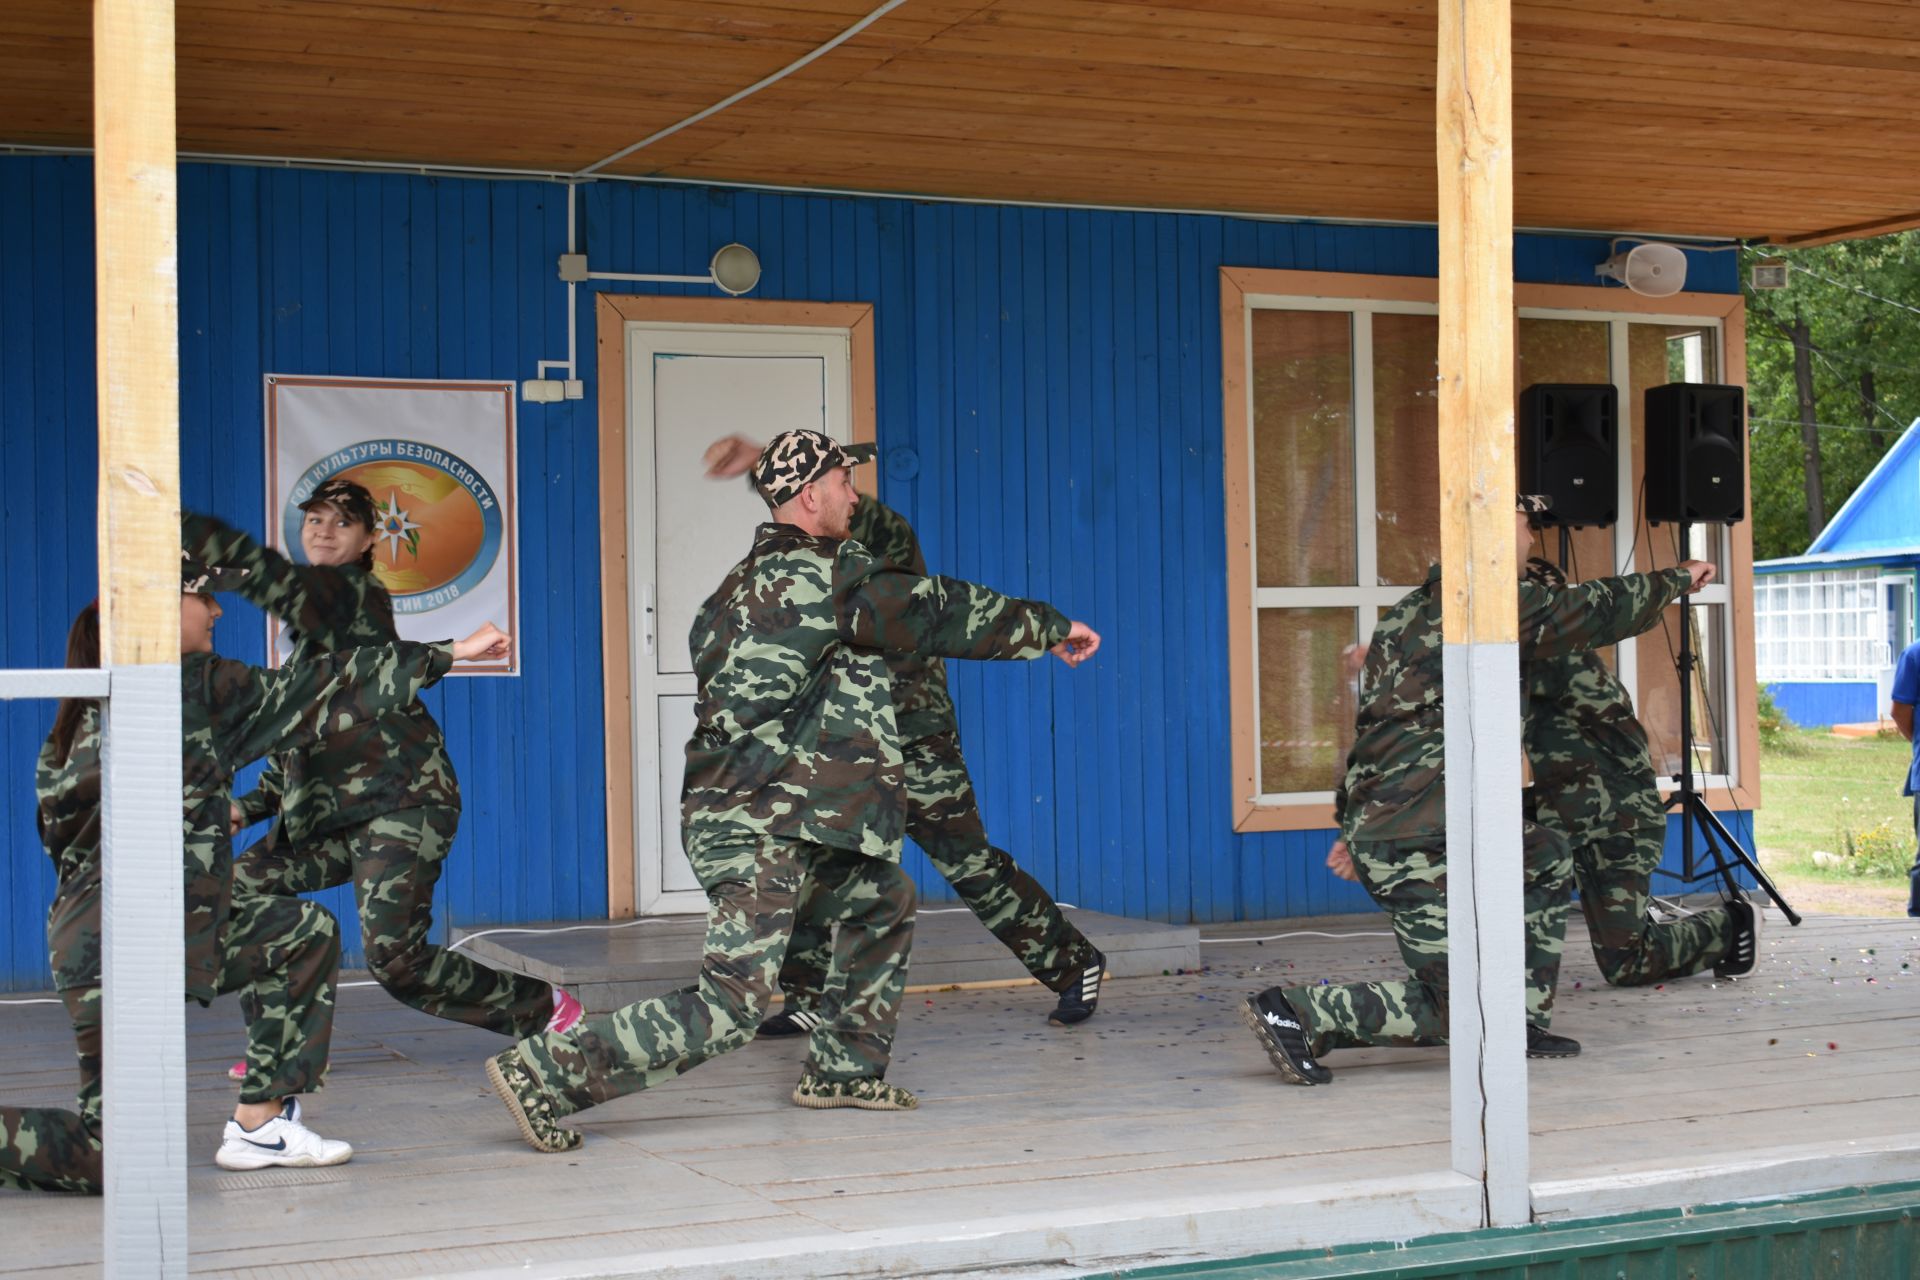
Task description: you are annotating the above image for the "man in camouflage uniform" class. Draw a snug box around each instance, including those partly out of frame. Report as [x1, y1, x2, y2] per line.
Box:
[1522, 558, 1759, 985]
[485, 430, 1100, 1152]
[3, 560, 494, 1189]
[702, 433, 1106, 1027]
[1242, 500, 1714, 1085]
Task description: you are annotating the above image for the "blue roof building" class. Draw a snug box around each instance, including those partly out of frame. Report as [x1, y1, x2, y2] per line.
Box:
[1754, 418, 1920, 727]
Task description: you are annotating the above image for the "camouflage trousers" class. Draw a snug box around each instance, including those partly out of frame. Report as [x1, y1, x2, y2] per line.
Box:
[778, 730, 1095, 1013]
[0, 988, 100, 1193]
[238, 805, 552, 1037]
[1908, 794, 1920, 917]
[2, 891, 339, 1194]
[510, 838, 914, 1118]
[1281, 823, 1573, 1054]
[1533, 778, 1732, 985]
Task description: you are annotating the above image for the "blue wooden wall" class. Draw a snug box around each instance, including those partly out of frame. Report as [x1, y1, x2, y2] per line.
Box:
[1764, 681, 1880, 729]
[0, 156, 1743, 988]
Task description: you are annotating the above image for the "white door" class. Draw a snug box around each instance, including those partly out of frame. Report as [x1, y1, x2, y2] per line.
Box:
[1877, 576, 1913, 715]
[626, 323, 854, 913]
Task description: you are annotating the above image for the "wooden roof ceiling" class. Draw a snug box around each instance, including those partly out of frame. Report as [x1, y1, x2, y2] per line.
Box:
[5, 0, 1919, 244]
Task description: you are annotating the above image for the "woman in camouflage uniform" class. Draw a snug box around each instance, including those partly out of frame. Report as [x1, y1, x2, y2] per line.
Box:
[1, 568, 503, 1189]
[183, 481, 581, 1083]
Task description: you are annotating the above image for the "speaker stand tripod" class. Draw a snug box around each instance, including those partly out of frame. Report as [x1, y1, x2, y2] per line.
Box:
[1662, 523, 1801, 925]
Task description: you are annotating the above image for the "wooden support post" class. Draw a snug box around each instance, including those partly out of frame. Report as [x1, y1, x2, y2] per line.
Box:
[94, 0, 187, 1270]
[1436, 0, 1529, 1229]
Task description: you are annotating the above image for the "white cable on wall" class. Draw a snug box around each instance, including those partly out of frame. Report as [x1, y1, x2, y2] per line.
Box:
[575, 0, 913, 177]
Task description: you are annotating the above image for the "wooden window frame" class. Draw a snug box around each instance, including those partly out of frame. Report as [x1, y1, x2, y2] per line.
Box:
[1222, 267, 1758, 833]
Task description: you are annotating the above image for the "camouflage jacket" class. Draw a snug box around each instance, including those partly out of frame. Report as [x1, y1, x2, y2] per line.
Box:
[1521, 558, 1658, 784]
[34, 642, 453, 1002]
[681, 522, 1069, 861]
[182, 513, 460, 841]
[1335, 562, 1692, 842]
[34, 708, 104, 992]
[847, 499, 958, 743]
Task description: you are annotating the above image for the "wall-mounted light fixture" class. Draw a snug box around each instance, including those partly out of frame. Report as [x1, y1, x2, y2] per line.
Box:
[524, 188, 768, 403]
[709, 243, 762, 296]
[572, 241, 761, 293]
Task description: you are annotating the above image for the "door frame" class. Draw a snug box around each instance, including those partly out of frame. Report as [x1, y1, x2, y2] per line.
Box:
[595, 293, 878, 917]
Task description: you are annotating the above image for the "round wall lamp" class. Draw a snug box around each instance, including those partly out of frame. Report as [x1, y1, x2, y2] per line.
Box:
[710, 243, 762, 296]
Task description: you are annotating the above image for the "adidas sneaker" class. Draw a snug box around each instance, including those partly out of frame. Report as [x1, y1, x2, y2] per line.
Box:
[1048, 948, 1106, 1026]
[1715, 892, 1764, 979]
[759, 1006, 827, 1037]
[1241, 988, 1333, 1085]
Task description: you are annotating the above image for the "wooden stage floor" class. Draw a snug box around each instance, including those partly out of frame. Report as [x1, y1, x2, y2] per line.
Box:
[4, 910, 1916, 1278]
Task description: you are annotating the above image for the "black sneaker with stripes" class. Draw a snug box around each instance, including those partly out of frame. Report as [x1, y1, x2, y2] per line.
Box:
[1048, 948, 1106, 1025]
[1242, 988, 1332, 1085]
[1715, 893, 1764, 979]
[758, 1007, 827, 1038]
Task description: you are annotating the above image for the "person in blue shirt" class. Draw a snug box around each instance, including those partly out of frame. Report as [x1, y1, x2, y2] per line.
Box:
[1887, 639, 1920, 916]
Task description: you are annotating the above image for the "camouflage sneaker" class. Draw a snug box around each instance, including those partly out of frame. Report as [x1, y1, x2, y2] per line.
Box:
[1242, 989, 1333, 1085]
[485, 1051, 582, 1153]
[792, 1071, 919, 1111]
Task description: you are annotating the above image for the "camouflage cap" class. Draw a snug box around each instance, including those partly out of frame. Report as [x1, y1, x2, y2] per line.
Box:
[751, 430, 878, 507]
[181, 551, 250, 595]
[298, 476, 379, 529]
[1516, 494, 1553, 517]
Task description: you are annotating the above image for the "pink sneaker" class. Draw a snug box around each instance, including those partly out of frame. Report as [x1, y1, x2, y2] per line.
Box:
[227, 1061, 247, 1082]
[545, 988, 584, 1035]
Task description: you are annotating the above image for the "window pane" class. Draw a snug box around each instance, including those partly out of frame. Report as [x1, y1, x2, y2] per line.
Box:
[1629, 323, 1727, 570]
[1253, 309, 1356, 587]
[1637, 601, 1728, 778]
[1258, 607, 1359, 794]
[1373, 312, 1440, 585]
[1518, 317, 1611, 384]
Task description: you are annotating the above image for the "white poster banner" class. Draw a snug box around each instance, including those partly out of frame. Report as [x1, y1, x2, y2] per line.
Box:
[264, 375, 519, 676]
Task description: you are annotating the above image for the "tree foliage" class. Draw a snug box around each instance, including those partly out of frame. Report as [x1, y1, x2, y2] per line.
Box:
[1743, 231, 1920, 561]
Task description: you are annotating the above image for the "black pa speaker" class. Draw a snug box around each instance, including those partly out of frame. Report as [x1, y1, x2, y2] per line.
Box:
[1643, 383, 1745, 525]
[1518, 383, 1618, 528]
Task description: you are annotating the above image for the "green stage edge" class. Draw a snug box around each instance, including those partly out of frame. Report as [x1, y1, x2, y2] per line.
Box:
[1101, 1181, 1920, 1279]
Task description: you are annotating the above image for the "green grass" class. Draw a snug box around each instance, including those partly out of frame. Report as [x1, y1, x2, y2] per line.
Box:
[1756, 728, 1914, 883]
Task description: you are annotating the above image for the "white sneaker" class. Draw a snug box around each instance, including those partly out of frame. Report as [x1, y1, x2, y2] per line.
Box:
[215, 1099, 353, 1171]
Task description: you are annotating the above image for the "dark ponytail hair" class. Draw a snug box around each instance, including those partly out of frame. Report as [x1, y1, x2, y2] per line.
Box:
[49, 602, 101, 765]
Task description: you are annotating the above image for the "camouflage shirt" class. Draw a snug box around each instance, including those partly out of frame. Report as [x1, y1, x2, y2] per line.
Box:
[682, 521, 1070, 862]
[35, 642, 453, 1002]
[182, 513, 460, 841]
[1521, 558, 1656, 780]
[1335, 562, 1693, 842]
[846, 499, 958, 743]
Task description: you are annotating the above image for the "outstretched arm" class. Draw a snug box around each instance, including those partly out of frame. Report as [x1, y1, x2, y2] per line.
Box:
[1518, 564, 1707, 659]
[834, 548, 1082, 665]
[206, 624, 509, 767]
[181, 511, 359, 641]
